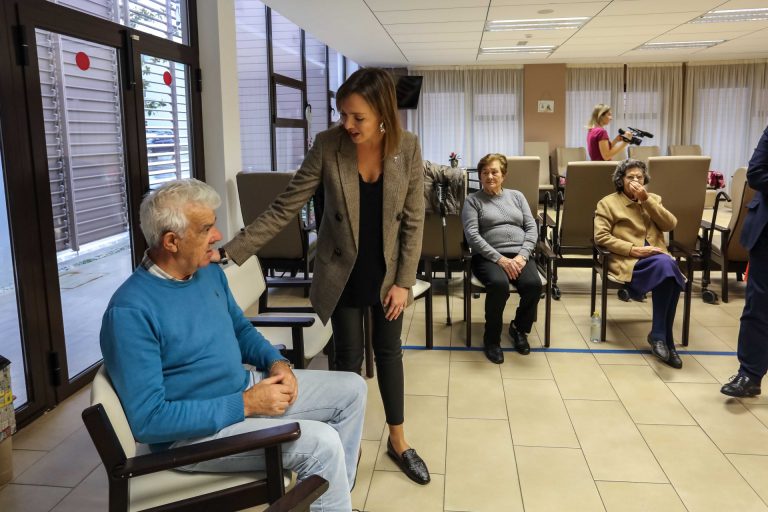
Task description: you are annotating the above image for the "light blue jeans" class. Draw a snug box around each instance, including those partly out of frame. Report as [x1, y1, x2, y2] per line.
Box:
[172, 369, 367, 512]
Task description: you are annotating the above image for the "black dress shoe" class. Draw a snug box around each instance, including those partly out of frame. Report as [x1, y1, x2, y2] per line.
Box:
[483, 344, 504, 364]
[386, 438, 430, 485]
[509, 326, 531, 355]
[666, 345, 683, 369]
[721, 373, 762, 398]
[647, 334, 670, 363]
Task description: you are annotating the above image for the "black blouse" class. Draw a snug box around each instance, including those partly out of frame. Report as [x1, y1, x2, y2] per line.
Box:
[338, 173, 386, 306]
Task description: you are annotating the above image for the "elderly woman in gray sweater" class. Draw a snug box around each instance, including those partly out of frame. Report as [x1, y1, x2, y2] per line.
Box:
[462, 153, 541, 364]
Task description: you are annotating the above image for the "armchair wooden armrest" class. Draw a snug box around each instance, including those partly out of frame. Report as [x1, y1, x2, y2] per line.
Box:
[248, 316, 315, 328]
[114, 422, 301, 479]
[265, 475, 329, 512]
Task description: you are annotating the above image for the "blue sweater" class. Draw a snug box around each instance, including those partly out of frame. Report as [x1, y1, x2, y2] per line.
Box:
[100, 265, 284, 448]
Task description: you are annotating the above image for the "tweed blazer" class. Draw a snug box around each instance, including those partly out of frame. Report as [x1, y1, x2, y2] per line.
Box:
[594, 191, 677, 282]
[224, 126, 425, 324]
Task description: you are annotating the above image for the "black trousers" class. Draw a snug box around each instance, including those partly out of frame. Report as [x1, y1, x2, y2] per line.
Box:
[738, 234, 768, 381]
[331, 304, 404, 425]
[472, 253, 542, 346]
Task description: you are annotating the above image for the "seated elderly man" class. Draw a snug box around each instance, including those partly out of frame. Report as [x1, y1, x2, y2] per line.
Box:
[100, 179, 366, 512]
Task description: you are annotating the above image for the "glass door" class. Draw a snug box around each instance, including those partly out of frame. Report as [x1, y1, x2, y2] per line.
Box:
[32, 30, 134, 387]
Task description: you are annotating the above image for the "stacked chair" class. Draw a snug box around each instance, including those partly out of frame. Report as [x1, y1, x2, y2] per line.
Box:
[628, 145, 661, 163]
[237, 171, 317, 302]
[524, 141, 556, 201]
[546, 161, 617, 300]
[700, 167, 755, 303]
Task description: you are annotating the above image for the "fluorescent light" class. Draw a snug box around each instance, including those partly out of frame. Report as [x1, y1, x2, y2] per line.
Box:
[637, 40, 725, 50]
[480, 45, 556, 54]
[486, 17, 588, 31]
[691, 8, 768, 23]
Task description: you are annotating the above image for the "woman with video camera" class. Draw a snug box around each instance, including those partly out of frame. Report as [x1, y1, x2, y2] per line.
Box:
[586, 103, 629, 161]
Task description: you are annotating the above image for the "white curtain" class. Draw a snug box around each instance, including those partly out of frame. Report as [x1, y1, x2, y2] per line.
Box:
[565, 65, 624, 149]
[407, 67, 524, 168]
[625, 64, 683, 156]
[684, 62, 768, 184]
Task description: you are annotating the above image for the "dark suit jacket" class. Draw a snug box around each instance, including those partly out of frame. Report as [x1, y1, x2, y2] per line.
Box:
[224, 126, 425, 324]
[742, 125, 768, 251]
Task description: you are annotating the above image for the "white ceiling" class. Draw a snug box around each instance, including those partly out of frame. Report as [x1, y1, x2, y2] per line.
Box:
[262, 0, 768, 66]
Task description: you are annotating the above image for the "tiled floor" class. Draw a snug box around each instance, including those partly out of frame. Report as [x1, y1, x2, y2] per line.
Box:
[3, 254, 766, 511]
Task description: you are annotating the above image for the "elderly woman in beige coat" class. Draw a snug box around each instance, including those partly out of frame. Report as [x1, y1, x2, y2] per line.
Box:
[219, 68, 430, 485]
[594, 159, 685, 369]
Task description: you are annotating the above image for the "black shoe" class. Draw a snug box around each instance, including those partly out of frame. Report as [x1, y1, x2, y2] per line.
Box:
[509, 325, 531, 355]
[483, 344, 504, 364]
[721, 373, 762, 398]
[646, 333, 669, 363]
[387, 438, 430, 485]
[666, 345, 683, 369]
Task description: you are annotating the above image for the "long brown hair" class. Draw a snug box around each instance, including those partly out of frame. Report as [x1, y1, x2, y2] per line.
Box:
[336, 67, 402, 159]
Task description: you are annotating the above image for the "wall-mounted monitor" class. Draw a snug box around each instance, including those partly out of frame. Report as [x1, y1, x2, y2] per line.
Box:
[396, 75, 423, 110]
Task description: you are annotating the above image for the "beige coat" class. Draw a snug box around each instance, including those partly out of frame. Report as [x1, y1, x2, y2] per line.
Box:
[594, 192, 677, 282]
[224, 126, 425, 324]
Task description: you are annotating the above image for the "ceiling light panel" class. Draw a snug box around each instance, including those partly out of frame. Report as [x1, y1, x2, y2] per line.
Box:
[480, 45, 557, 54]
[637, 40, 725, 49]
[691, 8, 768, 23]
[486, 17, 589, 31]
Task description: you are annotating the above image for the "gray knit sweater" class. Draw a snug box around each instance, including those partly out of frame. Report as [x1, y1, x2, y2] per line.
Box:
[461, 189, 538, 263]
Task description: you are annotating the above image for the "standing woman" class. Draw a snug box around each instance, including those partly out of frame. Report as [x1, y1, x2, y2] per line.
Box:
[586, 103, 629, 161]
[219, 68, 430, 485]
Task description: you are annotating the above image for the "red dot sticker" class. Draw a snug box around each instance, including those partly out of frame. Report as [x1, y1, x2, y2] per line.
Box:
[75, 52, 90, 71]
[163, 71, 172, 86]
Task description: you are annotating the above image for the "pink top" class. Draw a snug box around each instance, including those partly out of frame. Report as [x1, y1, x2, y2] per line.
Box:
[587, 126, 610, 161]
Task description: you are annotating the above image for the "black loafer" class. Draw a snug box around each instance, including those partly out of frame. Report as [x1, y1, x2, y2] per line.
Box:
[509, 326, 531, 355]
[721, 373, 762, 398]
[483, 344, 504, 364]
[387, 438, 430, 485]
[647, 334, 670, 363]
[666, 345, 683, 369]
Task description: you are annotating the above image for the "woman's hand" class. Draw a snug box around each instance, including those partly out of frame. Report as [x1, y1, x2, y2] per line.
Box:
[383, 284, 409, 321]
[497, 255, 526, 280]
[629, 246, 665, 258]
[627, 181, 649, 202]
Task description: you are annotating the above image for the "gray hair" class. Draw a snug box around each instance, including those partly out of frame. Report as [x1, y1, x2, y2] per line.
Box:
[139, 179, 221, 248]
[612, 159, 650, 192]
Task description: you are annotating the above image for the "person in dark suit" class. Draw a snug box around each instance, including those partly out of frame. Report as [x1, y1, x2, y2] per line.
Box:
[721, 125, 768, 397]
[218, 68, 430, 484]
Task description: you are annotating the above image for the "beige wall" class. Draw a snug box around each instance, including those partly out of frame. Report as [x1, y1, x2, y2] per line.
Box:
[523, 64, 566, 173]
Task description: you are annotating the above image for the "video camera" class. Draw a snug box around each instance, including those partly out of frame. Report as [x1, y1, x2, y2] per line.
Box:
[618, 127, 654, 146]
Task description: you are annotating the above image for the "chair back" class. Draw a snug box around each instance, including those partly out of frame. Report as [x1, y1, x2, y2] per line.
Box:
[422, 168, 467, 260]
[559, 161, 617, 252]
[724, 167, 756, 262]
[224, 256, 267, 315]
[91, 366, 138, 458]
[628, 145, 661, 162]
[237, 171, 305, 259]
[504, 156, 540, 216]
[523, 142, 551, 187]
[646, 156, 711, 250]
[556, 146, 587, 176]
[669, 144, 702, 156]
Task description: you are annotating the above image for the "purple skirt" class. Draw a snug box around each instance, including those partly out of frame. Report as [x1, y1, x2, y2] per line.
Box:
[627, 254, 685, 300]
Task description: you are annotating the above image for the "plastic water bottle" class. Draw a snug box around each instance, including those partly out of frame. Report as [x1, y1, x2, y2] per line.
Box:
[590, 311, 601, 343]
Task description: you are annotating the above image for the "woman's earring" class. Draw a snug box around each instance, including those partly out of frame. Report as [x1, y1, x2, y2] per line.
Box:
[379, 122, 385, 134]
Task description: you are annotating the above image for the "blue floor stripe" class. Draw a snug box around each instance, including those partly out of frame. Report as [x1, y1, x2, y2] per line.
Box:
[402, 345, 737, 356]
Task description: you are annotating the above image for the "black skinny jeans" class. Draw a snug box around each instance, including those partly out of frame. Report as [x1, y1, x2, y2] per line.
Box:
[472, 253, 542, 347]
[331, 304, 404, 425]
